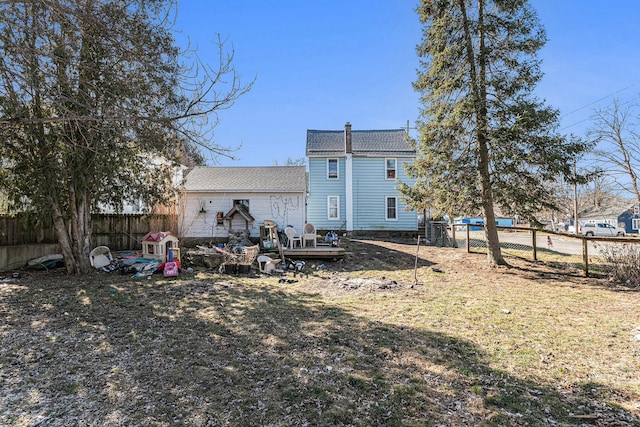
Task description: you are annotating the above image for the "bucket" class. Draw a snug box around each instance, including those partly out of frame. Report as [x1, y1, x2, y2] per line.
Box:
[224, 264, 237, 274]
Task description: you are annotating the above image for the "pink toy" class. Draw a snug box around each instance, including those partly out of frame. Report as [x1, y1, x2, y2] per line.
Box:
[163, 262, 179, 277]
[163, 247, 179, 277]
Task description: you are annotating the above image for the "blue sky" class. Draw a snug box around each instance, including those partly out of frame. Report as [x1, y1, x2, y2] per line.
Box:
[175, 1, 640, 167]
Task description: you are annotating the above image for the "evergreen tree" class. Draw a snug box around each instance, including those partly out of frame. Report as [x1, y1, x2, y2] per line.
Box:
[0, 0, 251, 274]
[404, 0, 588, 265]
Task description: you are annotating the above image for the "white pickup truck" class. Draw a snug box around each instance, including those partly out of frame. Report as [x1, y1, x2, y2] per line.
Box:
[577, 222, 626, 237]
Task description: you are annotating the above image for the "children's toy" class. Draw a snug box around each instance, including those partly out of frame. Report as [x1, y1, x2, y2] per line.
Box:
[134, 260, 161, 278]
[163, 247, 179, 277]
[141, 231, 181, 268]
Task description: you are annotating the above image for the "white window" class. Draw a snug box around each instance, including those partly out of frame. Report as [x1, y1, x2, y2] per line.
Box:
[233, 199, 250, 210]
[386, 196, 398, 220]
[386, 158, 397, 179]
[633, 218, 640, 230]
[328, 196, 339, 220]
[327, 158, 339, 179]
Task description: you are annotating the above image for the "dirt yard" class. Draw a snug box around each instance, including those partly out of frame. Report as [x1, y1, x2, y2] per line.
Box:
[1, 237, 639, 426]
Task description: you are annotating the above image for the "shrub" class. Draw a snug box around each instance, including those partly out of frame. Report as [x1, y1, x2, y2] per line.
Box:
[595, 242, 640, 288]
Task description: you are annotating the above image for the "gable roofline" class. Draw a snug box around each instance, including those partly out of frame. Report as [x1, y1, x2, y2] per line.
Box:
[182, 166, 307, 193]
[223, 203, 255, 222]
[306, 127, 415, 157]
[306, 152, 416, 158]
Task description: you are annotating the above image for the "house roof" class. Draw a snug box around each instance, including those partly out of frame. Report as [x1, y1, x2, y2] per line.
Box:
[141, 231, 178, 243]
[182, 166, 307, 193]
[306, 129, 415, 157]
[580, 203, 636, 219]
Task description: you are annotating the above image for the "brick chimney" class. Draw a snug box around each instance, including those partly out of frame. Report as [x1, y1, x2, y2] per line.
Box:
[344, 122, 352, 154]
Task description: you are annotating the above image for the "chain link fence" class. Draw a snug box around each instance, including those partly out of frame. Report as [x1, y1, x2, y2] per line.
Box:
[442, 224, 640, 280]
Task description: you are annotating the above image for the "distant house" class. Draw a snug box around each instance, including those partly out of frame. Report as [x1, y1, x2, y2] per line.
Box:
[305, 122, 417, 234]
[180, 166, 307, 240]
[579, 203, 640, 234]
[98, 157, 186, 215]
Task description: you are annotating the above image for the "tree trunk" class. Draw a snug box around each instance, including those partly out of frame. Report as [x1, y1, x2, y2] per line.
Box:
[618, 142, 640, 206]
[68, 185, 92, 274]
[49, 190, 92, 275]
[51, 203, 80, 275]
[458, 0, 505, 266]
[478, 138, 505, 265]
[477, 0, 504, 266]
[448, 210, 458, 248]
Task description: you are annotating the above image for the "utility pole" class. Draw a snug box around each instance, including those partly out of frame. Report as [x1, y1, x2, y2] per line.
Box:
[405, 120, 417, 136]
[573, 159, 579, 233]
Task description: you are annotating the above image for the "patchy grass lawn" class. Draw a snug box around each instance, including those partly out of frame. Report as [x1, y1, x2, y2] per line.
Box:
[1, 238, 639, 426]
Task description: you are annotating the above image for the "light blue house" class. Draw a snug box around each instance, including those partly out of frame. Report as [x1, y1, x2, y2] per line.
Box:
[305, 122, 417, 235]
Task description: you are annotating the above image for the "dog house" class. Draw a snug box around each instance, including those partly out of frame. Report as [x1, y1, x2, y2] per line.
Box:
[141, 231, 179, 264]
[223, 203, 255, 233]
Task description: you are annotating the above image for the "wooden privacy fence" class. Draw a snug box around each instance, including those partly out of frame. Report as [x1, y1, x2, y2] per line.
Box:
[0, 215, 57, 246]
[0, 214, 178, 250]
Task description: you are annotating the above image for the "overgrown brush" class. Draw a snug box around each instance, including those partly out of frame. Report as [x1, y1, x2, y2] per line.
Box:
[595, 242, 640, 288]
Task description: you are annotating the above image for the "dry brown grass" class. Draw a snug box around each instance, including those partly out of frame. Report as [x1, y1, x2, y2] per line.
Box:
[1, 237, 639, 426]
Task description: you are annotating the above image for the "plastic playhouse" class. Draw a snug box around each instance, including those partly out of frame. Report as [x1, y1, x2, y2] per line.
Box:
[141, 231, 181, 268]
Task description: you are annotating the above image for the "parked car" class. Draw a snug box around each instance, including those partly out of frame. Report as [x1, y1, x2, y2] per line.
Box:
[578, 222, 626, 237]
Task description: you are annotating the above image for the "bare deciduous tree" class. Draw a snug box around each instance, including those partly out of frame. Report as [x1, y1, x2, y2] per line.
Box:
[589, 99, 640, 205]
[0, 0, 252, 274]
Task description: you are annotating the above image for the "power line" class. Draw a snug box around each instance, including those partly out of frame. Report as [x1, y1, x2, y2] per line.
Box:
[559, 84, 638, 131]
[561, 84, 635, 118]
[560, 117, 591, 131]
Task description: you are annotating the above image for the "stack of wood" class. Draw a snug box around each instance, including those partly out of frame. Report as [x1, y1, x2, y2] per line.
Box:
[228, 230, 252, 247]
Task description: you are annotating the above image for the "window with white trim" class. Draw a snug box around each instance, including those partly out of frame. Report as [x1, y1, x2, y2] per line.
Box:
[633, 218, 640, 231]
[386, 158, 397, 179]
[327, 158, 338, 179]
[328, 196, 339, 220]
[233, 199, 250, 210]
[386, 196, 398, 220]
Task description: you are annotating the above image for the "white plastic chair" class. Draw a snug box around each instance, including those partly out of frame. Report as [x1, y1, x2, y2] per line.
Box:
[257, 255, 281, 274]
[302, 223, 317, 248]
[284, 226, 302, 249]
[89, 246, 113, 269]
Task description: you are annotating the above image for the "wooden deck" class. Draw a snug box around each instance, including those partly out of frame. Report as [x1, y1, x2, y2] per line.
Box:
[282, 246, 345, 259]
